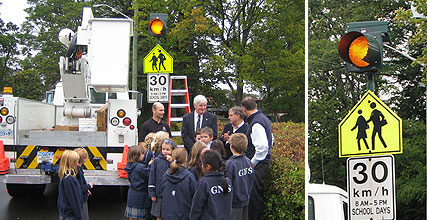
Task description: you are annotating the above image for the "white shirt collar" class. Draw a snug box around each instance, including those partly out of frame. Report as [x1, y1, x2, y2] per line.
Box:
[233, 120, 244, 132]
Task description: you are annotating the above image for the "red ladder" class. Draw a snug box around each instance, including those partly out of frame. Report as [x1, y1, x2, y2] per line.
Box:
[167, 76, 191, 137]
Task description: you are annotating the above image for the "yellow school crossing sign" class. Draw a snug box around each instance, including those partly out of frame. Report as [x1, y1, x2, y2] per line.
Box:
[339, 90, 402, 157]
[143, 44, 173, 73]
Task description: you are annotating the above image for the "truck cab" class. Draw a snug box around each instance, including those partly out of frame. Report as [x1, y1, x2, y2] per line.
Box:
[307, 183, 348, 220]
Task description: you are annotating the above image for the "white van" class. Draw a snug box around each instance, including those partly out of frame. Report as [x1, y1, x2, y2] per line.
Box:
[307, 183, 348, 220]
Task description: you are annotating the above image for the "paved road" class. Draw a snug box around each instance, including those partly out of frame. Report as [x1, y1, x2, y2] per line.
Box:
[0, 183, 129, 220]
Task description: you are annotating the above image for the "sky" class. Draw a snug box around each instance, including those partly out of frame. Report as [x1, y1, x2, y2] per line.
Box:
[0, 0, 28, 26]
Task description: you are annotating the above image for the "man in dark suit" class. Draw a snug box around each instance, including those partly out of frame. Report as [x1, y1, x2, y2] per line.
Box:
[219, 106, 248, 160]
[181, 95, 217, 154]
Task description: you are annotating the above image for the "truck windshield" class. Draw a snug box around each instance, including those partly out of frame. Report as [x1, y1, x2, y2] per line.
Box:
[90, 88, 106, 104]
[90, 88, 117, 104]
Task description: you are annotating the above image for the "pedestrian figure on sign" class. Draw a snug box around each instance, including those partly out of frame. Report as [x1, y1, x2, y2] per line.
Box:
[150, 53, 158, 71]
[367, 102, 388, 150]
[158, 50, 166, 71]
[351, 110, 369, 151]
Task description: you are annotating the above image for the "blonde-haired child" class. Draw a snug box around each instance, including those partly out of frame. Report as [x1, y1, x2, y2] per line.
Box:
[148, 138, 176, 220]
[188, 141, 207, 182]
[74, 148, 94, 220]
[151, 131, 170, 156]
[58, 150, 83, 220]
[159, 148, 196, 220]
[144, 132, 156, 147]
[142, 133, 156, 165]
[125, 145, 151, 220]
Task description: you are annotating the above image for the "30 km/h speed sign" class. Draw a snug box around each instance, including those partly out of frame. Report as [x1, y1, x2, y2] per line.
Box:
[347, 155, 396, 220]
[147, 73, 169, 103]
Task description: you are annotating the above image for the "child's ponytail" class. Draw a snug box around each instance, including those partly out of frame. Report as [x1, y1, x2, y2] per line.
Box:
[169, 148, 188, 175]
[219, 158, 230, 195]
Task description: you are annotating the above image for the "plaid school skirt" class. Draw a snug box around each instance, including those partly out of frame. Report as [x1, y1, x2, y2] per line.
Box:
[125, 206, 148, 219]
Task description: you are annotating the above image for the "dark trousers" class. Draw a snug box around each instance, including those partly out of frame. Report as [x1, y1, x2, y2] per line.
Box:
[248, 158, 270, 220]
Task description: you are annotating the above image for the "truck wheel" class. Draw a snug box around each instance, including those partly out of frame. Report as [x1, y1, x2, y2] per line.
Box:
[6, 184, 46, 197]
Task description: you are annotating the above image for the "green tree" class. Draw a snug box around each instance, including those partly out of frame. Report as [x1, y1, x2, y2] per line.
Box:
[0, 18, 20, 89]
[5, 69, 44, 99]
[19, 0, 92, 93]
[248, 0, 304, 122]
[395, 0, 426, 76]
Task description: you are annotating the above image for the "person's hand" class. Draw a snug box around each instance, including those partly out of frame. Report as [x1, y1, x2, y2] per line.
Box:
[89, 182, 94, 188]
[223, 131, 230, 141]
[148, 158, 154, 165]
[88, 190, 92, 196]
[165, 155, 173, 162]
[151, 196, 156, 202]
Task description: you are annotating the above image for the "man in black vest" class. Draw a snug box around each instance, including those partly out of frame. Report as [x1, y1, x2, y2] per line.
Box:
[181, 95, 218, 154]
[241, 96, 273, 220]
[219, 106, 248, 160]
[138, 102, 171, 144]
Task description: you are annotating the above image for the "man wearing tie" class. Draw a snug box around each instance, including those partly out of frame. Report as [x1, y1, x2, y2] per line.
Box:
[181, 95, 218, 154]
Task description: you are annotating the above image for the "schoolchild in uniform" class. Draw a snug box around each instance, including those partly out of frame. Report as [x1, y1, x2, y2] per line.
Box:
[58, 150, 83, 220]
[190, 150, 233, 220]
[74, 148, 94, 220]
[188, 141, 206, 182]
[159, 148, 197, 220]
[200, 127, 214, 148]
[142, 133, 155, 165]
[150, 131, 170, 158]
[194, 128, 202, 142]
[210, 140, 226, 162]
[226, 133, 255, 220]
[124, 145, 151, 220]
[148, 138, 176, 220]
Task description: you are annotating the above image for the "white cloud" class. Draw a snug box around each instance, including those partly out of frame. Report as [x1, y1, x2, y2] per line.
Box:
[0, 0, 28, 26]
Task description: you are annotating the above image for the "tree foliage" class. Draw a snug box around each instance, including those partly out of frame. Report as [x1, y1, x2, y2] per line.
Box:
[0, 18, 20, 89]
[3, 0, 304, 122]
[309, 0, 426, 218]
[19, 0, 91, 92]
[395, 0, 427, 76]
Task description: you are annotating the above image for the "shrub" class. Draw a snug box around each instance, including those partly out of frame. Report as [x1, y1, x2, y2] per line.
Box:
[265, 122, 305, 219]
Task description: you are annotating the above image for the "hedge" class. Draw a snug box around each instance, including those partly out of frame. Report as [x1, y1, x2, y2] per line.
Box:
[264, 122, 305, 219]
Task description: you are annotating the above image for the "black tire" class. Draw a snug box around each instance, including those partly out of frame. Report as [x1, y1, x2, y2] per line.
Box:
[6, 183, 46, 197]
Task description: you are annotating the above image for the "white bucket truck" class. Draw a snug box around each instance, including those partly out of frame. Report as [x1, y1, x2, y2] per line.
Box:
[0, 7, 141, 197]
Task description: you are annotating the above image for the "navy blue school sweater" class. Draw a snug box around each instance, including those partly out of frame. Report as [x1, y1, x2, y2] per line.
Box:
[190, 166, 203, 182]
[58, 173, 83, 220]
[125, 161, 151, 208]
[76, 166, 91, 203]
[226, 155, 255, 208]
[190, 172, 233, 220]
[148, 153, 170, 198]
[159, 167, 197, 220]
[142, 149, 154, 165]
